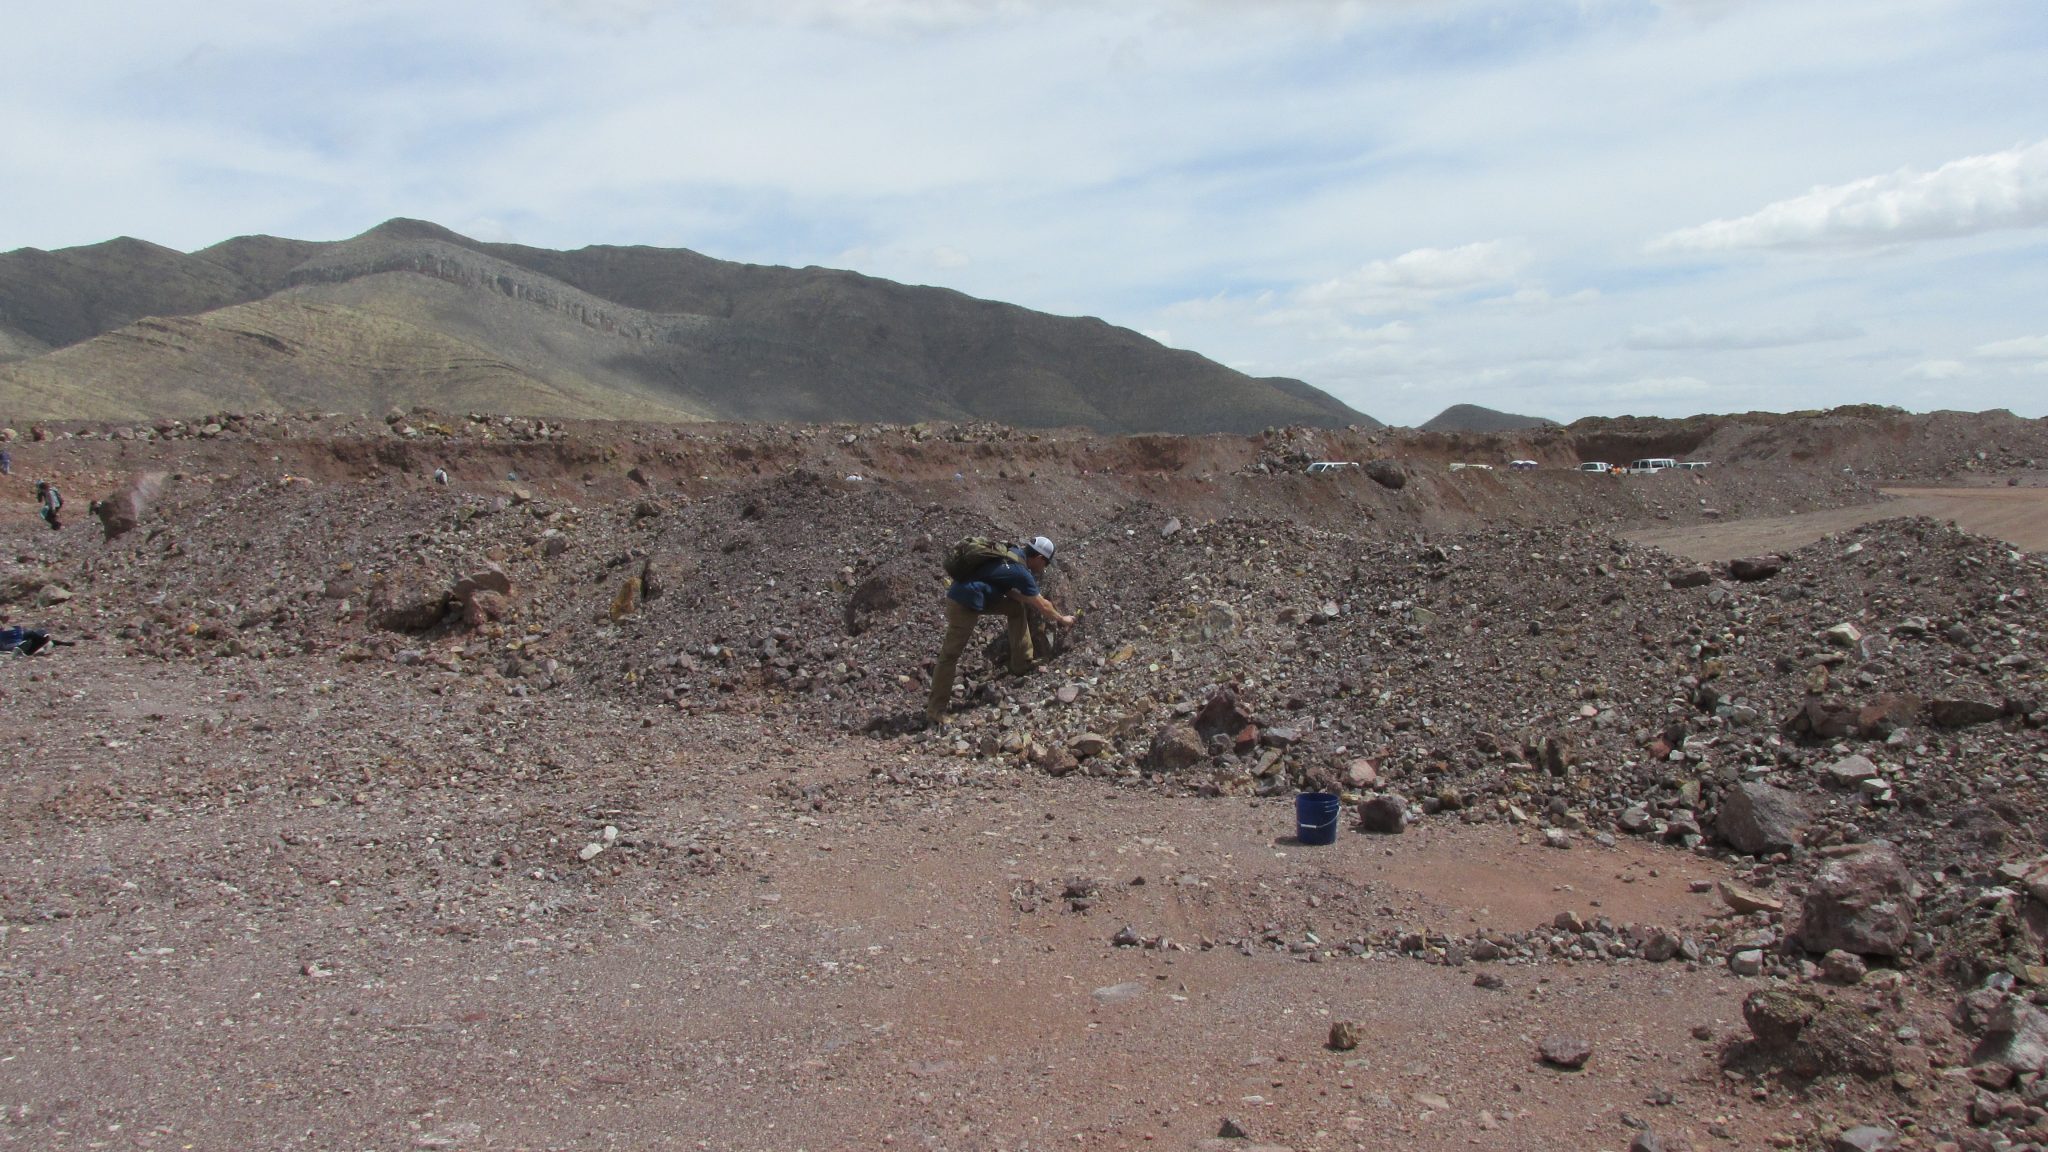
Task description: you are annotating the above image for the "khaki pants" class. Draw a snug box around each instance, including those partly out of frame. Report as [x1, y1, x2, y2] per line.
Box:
[927, 598, 1033, 722]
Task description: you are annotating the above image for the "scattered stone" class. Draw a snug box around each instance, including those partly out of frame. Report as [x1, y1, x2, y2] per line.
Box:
[1538, 1035, 1592, 1069]
[1821, 949, 1869, 985]
[1643, 931, 1682, 963]
[1144, 725, 1206, 772]
[1742, 987, 1894, 1078]
[1356, 795, 1407, 835]
[1928, 698, 2003, 728]
[1363, 460, 1405, 489]
[1729, 949, 1764, 977]
[1719, 881, 1784, 915]
[1728, 555, 1784, 582]
[1327, 1020, 1361, 1051]
[1824, 754, 1882, 788]
[1667, 567, 1713, 589]
[1832, 1128, 1897, 1152]
[1716, 782, 1806, 855]
[1976, 998, 2048, 1074]
[1068, 732, 1109, 759]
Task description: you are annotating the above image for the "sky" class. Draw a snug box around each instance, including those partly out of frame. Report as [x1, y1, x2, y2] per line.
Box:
[3, 0, 2046, 426]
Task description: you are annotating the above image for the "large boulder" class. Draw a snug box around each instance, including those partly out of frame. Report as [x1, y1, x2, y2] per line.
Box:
[1794, 842, 1916, 957]
[1716, 782, 1807, 855]
[1144, 725, 1207, 772]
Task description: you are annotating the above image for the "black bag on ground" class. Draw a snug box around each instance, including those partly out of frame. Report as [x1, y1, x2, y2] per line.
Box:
[0, 627, 55, 655]
[942, 536, 1011, 582]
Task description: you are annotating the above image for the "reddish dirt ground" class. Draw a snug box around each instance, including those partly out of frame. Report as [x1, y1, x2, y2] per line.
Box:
[1, 652, 1845, 1152]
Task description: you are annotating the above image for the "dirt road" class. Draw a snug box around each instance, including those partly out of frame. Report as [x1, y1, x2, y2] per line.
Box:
[1626, 483, 2048, 560]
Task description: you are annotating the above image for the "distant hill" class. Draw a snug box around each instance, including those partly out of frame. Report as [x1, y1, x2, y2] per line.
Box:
[0, 219, 1377, 434]
[1419, 404, 1560, 433]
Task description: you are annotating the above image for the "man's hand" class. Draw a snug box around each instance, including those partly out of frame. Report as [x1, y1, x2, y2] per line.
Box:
[1057, 614, 1076, 627]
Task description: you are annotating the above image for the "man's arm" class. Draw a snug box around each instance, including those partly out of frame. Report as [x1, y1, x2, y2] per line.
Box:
[1008, 589, 1075, 627]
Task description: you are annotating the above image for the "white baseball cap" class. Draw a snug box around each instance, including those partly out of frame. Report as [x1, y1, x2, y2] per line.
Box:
[1026, 536, 1056, 562]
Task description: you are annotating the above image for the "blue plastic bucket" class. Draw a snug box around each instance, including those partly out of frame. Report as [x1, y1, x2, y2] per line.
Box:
[1295, 792, 1341, 846]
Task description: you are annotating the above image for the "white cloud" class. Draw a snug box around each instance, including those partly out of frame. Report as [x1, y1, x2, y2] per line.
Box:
[1975, 335, 2048, 360]
[1624, 317, 1862, 351]
[1907, 360, 1969, 381]
[1500, 287, 1601, 308]
[1612, 375, 1713, 398]
[1296, 241, 1529, 313]
[1650, 141, 2048, 253]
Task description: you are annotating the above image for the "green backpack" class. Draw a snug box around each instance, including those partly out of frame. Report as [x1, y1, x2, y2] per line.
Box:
[943, 536, 1012, 582]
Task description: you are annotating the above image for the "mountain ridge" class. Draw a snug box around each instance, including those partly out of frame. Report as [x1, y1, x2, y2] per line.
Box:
[1, 219, 1376, 433]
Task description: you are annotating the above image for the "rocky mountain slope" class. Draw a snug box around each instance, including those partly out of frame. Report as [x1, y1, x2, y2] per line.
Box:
[0, 219, 1372, 434]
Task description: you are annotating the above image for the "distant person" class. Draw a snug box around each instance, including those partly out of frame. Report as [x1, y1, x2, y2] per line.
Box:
[926, 535, 1073, 726]
[433, 467, 450, 485]
[0, 449, 11, 475]
[34, 480, 61, 530]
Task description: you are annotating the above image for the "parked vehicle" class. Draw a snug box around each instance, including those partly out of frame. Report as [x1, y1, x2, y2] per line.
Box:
[1509, 459, 1539, 471]
[1626, 458, 1678, 474]
[1305, 461, 1359, 474]
[1677, 460, 1710, 471]
[1448, 462, 1493, 472]
[1577, 461, 1613, 474]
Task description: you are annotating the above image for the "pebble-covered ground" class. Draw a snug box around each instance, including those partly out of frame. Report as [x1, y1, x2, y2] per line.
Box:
[3, 410, 2048, 1151]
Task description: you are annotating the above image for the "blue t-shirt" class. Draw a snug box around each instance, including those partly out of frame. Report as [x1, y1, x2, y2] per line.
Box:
[947, 553, 1040, 612]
